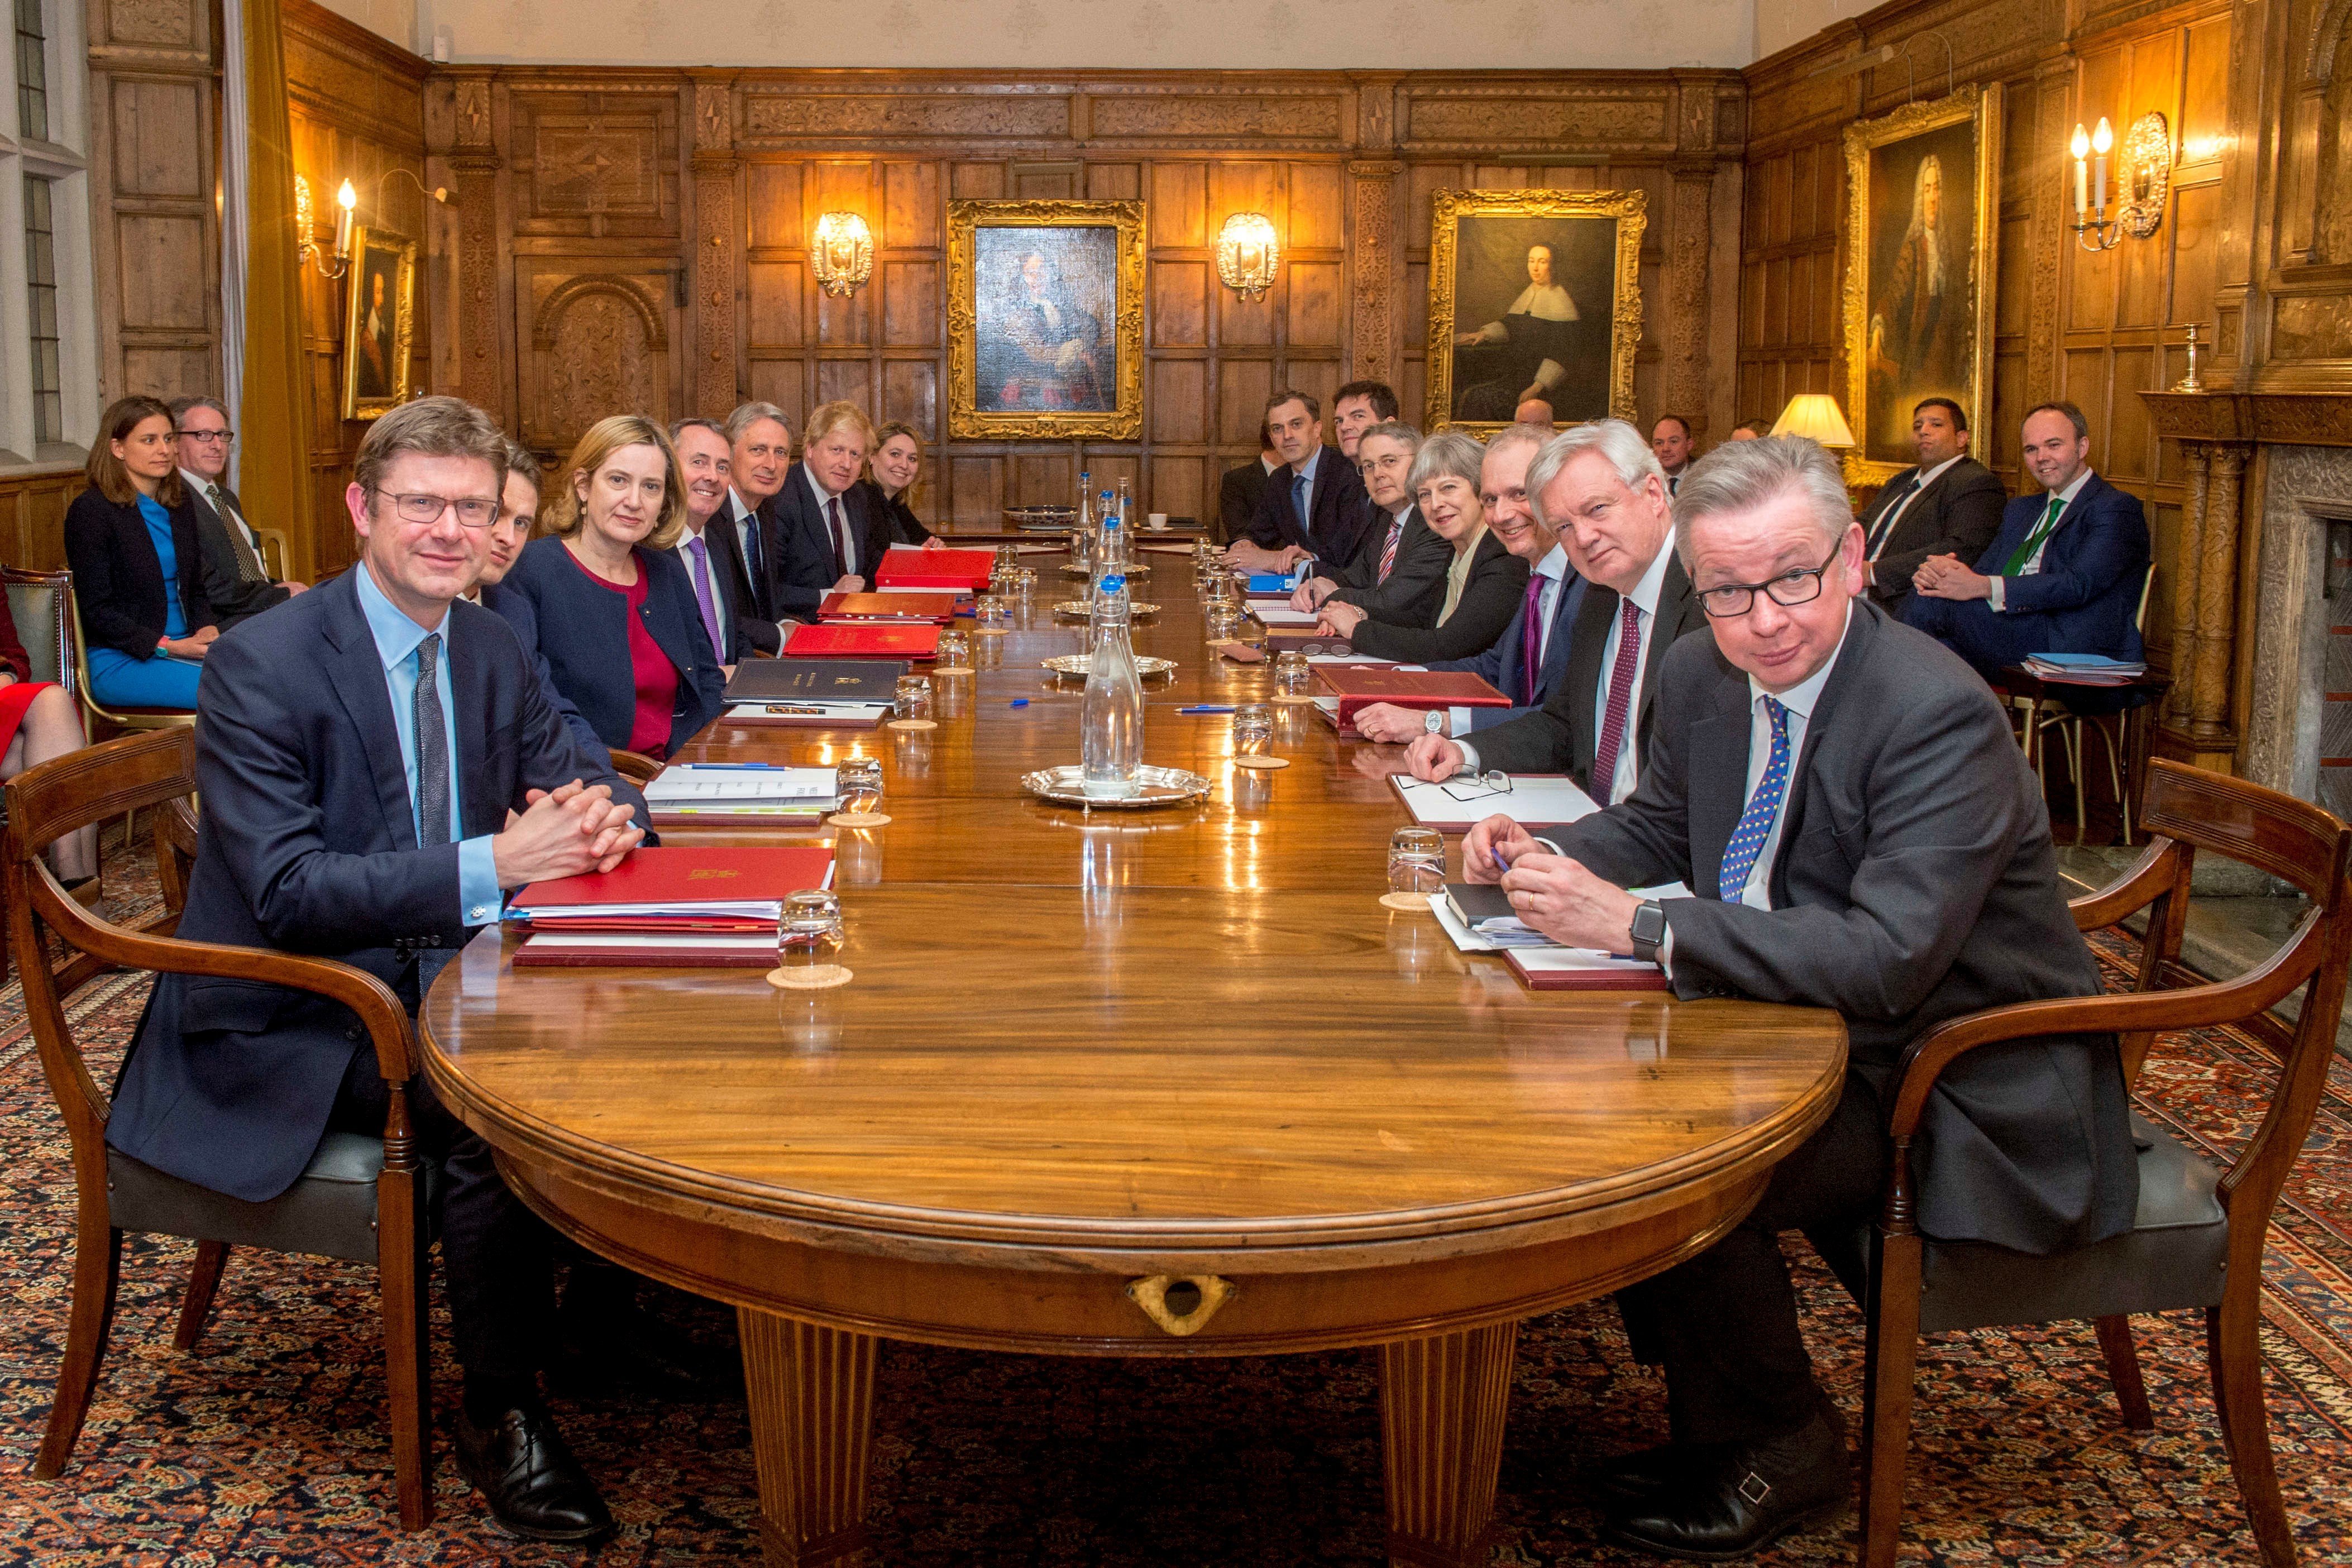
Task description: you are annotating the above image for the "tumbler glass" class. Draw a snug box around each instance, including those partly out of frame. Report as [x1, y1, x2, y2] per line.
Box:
[976, 595, 1008, 628]
[935, 629, 970, 666]
[775, 889, 844, 974]
[1232, 703, 1273, 757]
[1387, 826, 1446, 896]
[1274, 649, 1312, 696]
[893, 675, 933, 721]
[835, 756, 884, 815]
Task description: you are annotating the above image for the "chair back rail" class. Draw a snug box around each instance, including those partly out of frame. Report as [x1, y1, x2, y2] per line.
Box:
[2, 566, 73, 690]
[152, 794, 198, 919]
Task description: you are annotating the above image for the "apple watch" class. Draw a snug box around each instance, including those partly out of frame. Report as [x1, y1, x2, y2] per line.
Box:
[1629, 900, 1667, 963]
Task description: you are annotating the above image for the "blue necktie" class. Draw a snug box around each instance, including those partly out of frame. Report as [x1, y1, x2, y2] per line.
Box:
[1718, 696, 1791, 904]
[1292, 471, 1311, 541]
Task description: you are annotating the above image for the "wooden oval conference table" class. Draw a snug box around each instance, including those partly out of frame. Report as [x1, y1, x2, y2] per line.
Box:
[420, 546, 1848, 1567]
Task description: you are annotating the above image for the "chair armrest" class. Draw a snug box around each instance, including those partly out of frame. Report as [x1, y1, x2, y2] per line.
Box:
[254, 527, 291, 581]
[2067, 836, 2186, 933]
[610, 749, 663, 786]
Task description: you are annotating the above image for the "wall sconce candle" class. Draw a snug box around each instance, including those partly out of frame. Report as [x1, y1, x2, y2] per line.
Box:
[811, 211, 874, 298]
[2070, 111, 2168, 252]
[293, 173, 354, 279]
[1216, 212, 1279, 302]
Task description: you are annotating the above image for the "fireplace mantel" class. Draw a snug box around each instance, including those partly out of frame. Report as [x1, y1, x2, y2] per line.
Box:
[2142, 391, 2352, 448]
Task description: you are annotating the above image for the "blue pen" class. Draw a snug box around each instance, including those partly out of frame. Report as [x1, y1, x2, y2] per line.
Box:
[1178, 705, 1235, 714]
[1009, 699, 1030, 708]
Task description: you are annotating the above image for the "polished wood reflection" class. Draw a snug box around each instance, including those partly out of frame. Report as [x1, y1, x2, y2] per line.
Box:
[421, 555, 1846, 1567]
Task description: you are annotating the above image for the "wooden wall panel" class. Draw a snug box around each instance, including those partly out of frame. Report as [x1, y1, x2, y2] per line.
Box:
[426, 69, 1747, 529]
[0, 468, 86, 572]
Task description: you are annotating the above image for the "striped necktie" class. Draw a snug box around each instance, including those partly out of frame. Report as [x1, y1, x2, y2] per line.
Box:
[1376, 514, 1403, 582]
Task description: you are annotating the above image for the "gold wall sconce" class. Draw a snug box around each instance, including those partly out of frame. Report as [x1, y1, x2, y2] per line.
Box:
[294, 173, 356, 279]
[812, 212, 875, 298]
[1216, 212, 1279, 302]
[2071, 111, 2170, 252]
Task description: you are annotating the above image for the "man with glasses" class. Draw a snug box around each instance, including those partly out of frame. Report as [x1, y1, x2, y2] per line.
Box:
[108, 396, 642, 1546]
[1457, 437, 2135, 1561]
[170, 395, 308, 628]
[1403, 419, 1706, 803]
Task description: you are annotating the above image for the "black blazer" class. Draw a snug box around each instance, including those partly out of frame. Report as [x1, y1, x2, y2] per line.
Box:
[1247, 446, 1373, 567]
[772, 465, 892, 618]
[62, 487, 217, 658]
[105, 569, 639, 1202]
[1328, 504, 1452, 629]
[859, 479, 934, 546]
[1861, 456, 2006, 611]
[1344, 530, 1529, 663]
[1219, 459, 1274, 546]
[1469, 548, 1710, 793]
[479, 578, 624, 759]
[1548, 602, 2138, 1255]
[672, 518, 776, 661]
[500, 536, 727, 759]
[185, 477, 292, 628]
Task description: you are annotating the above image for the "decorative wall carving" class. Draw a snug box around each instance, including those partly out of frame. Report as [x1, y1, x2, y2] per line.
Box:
[1349, 161, 1403, 385]
[531, 121, 663, 217]
[1404, 96, 1668, 147]
[1088, 93, 1344, 142]
[744, 93, 1069, 142]
[108, 0, 193, 47]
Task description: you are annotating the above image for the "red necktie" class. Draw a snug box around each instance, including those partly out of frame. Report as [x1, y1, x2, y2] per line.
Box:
[1591, 598, 1643, 797]
[827, 496, 850, 579]
[1519, 572, 1545, 702]
[1376, 515, 1403, 583]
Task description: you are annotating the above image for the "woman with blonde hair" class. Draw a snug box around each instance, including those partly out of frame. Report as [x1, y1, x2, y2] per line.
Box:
[494, 414, 725, 759]
[859, 420, 936, 547]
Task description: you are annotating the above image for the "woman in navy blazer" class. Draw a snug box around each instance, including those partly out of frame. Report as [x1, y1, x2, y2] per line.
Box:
[496, 415, 724, 759]
[63, 395, 217, 709]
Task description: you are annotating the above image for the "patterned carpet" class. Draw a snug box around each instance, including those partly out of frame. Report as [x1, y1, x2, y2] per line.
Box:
[2, 845, 2350, 1565]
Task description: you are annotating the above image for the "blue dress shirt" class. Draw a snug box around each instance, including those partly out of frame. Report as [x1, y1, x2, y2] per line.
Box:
[353, 563, 502, 927]
[138, 494, 188, 639]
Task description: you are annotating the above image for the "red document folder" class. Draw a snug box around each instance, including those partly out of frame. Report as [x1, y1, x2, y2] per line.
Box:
[512, 933, 783, 968]
[1314, 667, 1509, 724]
[874, 547, 996, 591]
[506, 845, 835, 933]
[1504, 948, 1671, 992]
[783, 622, 942, 661]
[819, 591, 962, 623]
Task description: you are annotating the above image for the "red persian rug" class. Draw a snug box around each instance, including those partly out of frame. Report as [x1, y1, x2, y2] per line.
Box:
[2, 858, 2347, 1565]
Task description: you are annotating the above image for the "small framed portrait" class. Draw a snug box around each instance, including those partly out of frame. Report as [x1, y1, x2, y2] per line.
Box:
[1425, 188, 1647, 435]
[947, 199, 1144, 442]
[1843, 85, 2002, 483]
[341, 225, 419, 421]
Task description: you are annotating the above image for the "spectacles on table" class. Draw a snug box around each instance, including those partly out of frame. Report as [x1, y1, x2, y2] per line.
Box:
[1441, 769, 1512, 802]
[372, 489, 501, 529]
[1696, 547, 1839, 618]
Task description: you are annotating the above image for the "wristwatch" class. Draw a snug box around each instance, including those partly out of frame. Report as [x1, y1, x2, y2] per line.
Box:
[1628, 900, 1667, 963]
[1424, 710, 1445, 735]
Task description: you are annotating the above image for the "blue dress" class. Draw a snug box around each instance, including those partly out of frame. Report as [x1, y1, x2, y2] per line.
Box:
[85, 494, 205, 709]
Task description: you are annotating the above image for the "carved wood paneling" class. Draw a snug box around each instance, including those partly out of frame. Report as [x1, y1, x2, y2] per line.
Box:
[0, 466, 87, 572]
[745, 92, 1069, 142]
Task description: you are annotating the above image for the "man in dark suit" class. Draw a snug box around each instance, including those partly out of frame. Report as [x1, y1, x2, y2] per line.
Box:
[669, 417, 769, 666]
[171, 395, 308, 628]
[721, 401, 794, 635]
[1467, 437, 2136, 1559]
[1904, 401, 2151, 677]
[1854, 395, 2005, 615]
[1288, 420, 1450, 630]
[1651, 414, 1694, 495]
[1351, 422, 1587, 743]
[1217, 423, 1280, 546]
[773, 400, 892, 620]
[1404, 420, 1706, 805]
[1224, 389, 1372, 575]
[106, 397, 643, 1545]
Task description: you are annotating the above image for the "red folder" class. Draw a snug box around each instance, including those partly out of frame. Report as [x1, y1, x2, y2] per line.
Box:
[874, 547, 996, 591]
[1314, 667, 1509, 725]
[512, 933, 783, 968]
[819, 591, 962, 623]
[783, 622, 941, 660]
[507, 844, 835, 931]
[1504, 949, 1671, 992]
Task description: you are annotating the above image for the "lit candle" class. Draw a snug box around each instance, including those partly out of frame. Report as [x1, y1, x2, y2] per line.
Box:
[2092, 117, 2113, 216]
[333, 179, 357, 262]
[2069, 125, 2090, 216]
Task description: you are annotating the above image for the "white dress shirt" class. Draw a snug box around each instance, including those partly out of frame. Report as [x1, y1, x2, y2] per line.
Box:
[676, 521, 731, 662]
[1726, 601, 1850, 911]
[1447, 542, 1568, 737]
[181, 466, 262, 554]
[1988, 469, 2094, 612]
[1866, 454, 1962, 562]
[805, 465, 858, 577]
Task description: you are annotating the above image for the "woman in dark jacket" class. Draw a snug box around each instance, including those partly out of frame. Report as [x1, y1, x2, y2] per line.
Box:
[63, 395, 217, 709]
[858, 420, 936, 547]
[494, 415, 725, 760]
[1315, 429, 1528, 663]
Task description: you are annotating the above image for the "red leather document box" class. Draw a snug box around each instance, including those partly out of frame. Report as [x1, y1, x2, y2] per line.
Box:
[783, 622, 942, 661]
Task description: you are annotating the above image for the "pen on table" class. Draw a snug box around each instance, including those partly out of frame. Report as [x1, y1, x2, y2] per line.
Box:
[1177, 705, 1235, 714]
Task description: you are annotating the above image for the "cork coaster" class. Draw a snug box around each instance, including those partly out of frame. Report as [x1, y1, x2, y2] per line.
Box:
[1271, 694, 1318, 705]
[767, 964, 854, 990]
[886, 718, 938, 731]
[973, 626, 1008, 635]
[1233, 754, 1289, 770]
[827, 811, 893, 828]
[931, 665, 974, 676]
[1379, 892, 1436, 913]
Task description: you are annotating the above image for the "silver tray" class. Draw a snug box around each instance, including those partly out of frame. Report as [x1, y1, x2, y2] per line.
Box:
[1054, 599, 1159, 618]
[1062, 561, 1149, 577]
[1042, 653, 1175, 677]
[1020, 764, 1213, 809]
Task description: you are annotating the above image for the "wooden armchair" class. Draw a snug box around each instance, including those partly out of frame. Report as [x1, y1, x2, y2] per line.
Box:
[1838, 759, 2352, 1567]
[3, 728, 439, 1531]
[610, 748, 663, 786]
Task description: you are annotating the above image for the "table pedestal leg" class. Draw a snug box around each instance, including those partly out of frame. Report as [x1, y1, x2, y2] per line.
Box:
[1378, 1320, 1519, 1568]
[739, 1307, 879, 1567]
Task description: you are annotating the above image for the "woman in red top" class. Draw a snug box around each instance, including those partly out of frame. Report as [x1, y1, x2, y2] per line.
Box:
[0, 587, 98, 882]
[500, 416, 726, 760]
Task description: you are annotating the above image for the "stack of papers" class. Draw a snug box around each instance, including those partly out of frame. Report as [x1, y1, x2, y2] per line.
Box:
[642, 764, 838, 823]
[2023, 652, 2146, 685]
[1391, 773, 1600, 831]
[1252, 606, 1321, 627]
[507, 845, 837, 968]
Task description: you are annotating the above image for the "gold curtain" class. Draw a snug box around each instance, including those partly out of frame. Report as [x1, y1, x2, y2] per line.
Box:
[235, 0, 314, 578]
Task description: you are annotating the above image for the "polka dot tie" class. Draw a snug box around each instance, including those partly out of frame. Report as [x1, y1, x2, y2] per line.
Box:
[1718, 696, 1790, 905]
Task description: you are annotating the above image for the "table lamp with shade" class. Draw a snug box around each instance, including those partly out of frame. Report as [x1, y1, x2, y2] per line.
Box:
[1768, 393, 1856, 449]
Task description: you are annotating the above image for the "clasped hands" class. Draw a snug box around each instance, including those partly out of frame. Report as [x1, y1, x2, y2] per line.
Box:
[1462, 814, 1641, 954]
[1910, 552, 1992, 601]
[493, 778, 643, 886]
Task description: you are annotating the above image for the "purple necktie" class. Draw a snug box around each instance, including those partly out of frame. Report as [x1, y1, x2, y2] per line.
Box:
[685, 535, 724, 659]
[1592, 599, 1643, 800]
[1519, 572, 1545, 702]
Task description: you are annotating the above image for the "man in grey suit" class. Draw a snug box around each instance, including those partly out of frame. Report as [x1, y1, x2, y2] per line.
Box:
[1854, 395, 2005, 615]
[172, 395, 308, 628]
[1464, 437, 2136, 1560]
[1404, 419, 1709, 805]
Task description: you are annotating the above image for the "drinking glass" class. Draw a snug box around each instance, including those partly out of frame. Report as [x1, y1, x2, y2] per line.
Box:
[893, 675, 933, 721]
[994, 543, 1020, 575]
[1388, 826, 1446, 896]
[1011, 567, 1038, 600]
[1273, 650, 1311, 696]
[1232, 703, 1273, 756]
[990, 567, 1019, 598]
[935, 629, 970, 666]
[976, 595, 1008, 627]
[1206, 602, 1243, 641]
[835, 756, 884, 815]
[775, 889, 845, 974]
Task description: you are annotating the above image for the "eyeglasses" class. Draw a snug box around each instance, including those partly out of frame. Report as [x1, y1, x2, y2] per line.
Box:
[372, 489, 501, 529]
[1441, 769, 1512, 802]
[176, 428, 235, 446]
[1696, 548, 1839, 619]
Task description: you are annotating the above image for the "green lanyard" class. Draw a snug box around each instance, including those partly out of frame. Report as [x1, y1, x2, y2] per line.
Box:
[2003, 494, 2067, 576]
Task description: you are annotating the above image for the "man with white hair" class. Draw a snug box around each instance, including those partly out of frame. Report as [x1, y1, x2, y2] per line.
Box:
[1461, 437, 2136, 1560]
[1404, 418, 1705, 802]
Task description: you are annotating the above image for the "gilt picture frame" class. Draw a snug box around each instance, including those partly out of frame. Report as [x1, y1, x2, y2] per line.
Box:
[1424, 188, 1646, 436]
[948, 199, 1144, 442]
[341, 224, 419, 422]
[1842, 84, 2002, 485]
